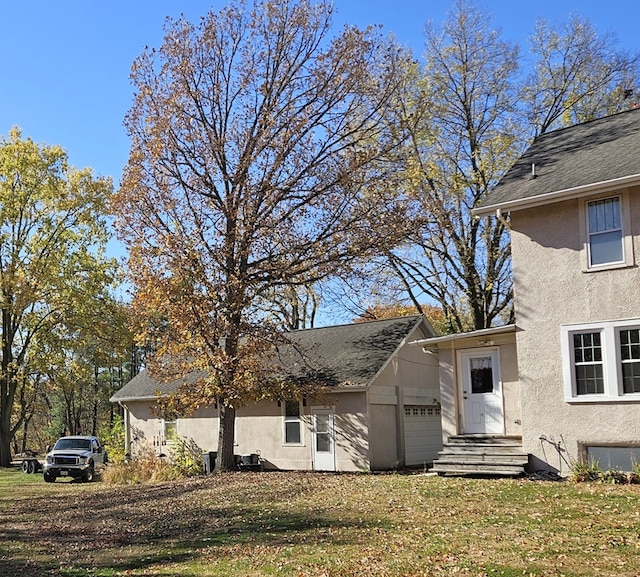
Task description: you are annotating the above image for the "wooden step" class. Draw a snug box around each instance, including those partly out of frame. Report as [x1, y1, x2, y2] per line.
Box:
[436, 452, 528, 465]
[432, 462, 526, 476]
[431, 435, 529, 477]
[448, 435, 523, 445]
[441, 444, 525, 455]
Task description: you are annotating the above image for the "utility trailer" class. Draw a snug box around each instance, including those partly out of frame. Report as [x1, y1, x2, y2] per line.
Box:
[13, 453, 42, 474]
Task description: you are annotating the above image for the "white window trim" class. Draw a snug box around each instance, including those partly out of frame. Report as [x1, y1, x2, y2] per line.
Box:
[579, 191, 634, 272]
[562, 319, 640, 403]
[282, 400, 304, 446]
[162, 418, 177, 445]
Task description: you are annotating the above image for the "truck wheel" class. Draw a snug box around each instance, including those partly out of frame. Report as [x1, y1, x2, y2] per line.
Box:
[83, 466, 95, 483]
[43, 472, 55, 483]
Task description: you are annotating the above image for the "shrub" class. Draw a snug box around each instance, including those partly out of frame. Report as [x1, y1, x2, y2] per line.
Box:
[102, 443, 180, 485]
[599, 468, 628, 485]
[99, 415, 127, 464]
[102, 437, 204, 485]
[169, 435, 204, 477]
[569, 458, 639, 485]
[569, 458, 601, 483]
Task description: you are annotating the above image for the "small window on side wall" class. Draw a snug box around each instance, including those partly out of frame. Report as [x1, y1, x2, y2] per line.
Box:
[163, 420, 177, 444]
[587, 196, 623, 266]
[284, 400, 301, 444]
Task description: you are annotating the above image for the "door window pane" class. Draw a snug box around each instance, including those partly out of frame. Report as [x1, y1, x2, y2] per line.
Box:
[315, 415, 331, 452]
[470, 356, 493, 394]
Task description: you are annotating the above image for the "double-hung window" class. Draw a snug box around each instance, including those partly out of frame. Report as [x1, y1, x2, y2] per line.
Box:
[620, 328, 640, 394]
[283, 400, 302, 444]
[587, 197, 623, 266]
[572, 332, 604, 395]
[563, 320, 640, 401]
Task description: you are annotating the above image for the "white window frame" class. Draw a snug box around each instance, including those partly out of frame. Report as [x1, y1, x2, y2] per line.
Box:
[562, 319, 640, 402]
[282, 400, 304, 446]
[580, 192, 634, 271]
[163, 418, 177, 444]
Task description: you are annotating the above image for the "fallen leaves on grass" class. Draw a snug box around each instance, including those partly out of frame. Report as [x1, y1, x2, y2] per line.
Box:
[1, 471, 640, 576]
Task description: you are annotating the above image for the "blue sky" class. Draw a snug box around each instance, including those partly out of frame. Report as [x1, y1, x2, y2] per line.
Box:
[1, 0, 638, 235]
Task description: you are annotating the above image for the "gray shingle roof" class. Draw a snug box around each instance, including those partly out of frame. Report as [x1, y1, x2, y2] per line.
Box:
[110, 368, 209, 402]
[110, 315, 431, 402]
[475, 108, 640, 215]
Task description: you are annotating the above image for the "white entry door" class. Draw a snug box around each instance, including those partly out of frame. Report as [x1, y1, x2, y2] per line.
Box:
[312, 408, 336, 471]
[460, 349, 504, 435]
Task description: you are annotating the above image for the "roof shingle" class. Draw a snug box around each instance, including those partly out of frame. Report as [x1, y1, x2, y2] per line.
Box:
[475, 108, 640, 214]
[110, 315, 430, 402]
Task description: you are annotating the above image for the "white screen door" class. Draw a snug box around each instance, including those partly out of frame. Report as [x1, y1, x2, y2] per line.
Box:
[312, 408, 336, 471]
[460, 349, 504, 434]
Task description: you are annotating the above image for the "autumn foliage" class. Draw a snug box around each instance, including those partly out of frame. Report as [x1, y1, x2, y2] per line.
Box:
[112, 0, 411, 469]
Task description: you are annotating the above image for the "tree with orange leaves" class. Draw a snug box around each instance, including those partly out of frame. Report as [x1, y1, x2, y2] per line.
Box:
[112, 0, 412, 470]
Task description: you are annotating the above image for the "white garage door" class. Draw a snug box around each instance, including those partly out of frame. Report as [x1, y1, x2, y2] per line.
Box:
[404, 406, 442, 466]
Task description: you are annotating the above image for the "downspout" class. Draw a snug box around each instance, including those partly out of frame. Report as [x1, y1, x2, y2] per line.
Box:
[496, 208, 510, 229]
[451, 339, 459, 435]
[121, 403, 131, 457]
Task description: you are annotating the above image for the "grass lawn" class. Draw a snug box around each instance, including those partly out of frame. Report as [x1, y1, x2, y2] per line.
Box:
[1, 468, 639, 576]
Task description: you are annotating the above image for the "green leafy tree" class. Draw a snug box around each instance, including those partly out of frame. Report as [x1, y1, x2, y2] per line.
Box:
[113, 0, 410, 470]
[0, 128, 116, 466]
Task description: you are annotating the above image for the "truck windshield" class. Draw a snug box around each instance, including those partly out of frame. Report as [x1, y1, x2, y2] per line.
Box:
[54, 438, 91, 451]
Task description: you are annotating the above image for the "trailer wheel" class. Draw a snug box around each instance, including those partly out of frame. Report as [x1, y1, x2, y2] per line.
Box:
[27, 460, 36, 474]
[22, 460, 30, 474]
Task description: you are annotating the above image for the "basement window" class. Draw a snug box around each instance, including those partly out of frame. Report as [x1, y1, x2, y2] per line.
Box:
[586, 446, 640, 472]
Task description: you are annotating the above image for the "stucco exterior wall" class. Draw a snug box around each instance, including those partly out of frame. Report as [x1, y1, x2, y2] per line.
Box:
[122, 392, 370, 472]
[511, 187, 640, 472]
[332, 392, 369, 471]
[124, 401, 219, 456]
[368, 333, 441, 468]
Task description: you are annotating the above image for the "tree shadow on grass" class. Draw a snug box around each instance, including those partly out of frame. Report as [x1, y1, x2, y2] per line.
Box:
[0, 474, 390, 576]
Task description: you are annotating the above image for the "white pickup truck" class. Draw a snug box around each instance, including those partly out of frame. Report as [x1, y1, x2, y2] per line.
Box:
[42, 436, 108, 483]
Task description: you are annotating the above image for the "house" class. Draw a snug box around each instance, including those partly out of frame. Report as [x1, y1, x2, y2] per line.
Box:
[110, 315, 442, 472]
[414, 108, 640, 475]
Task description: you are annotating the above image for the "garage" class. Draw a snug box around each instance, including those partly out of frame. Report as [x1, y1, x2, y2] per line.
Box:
[404, 405, 442, 466]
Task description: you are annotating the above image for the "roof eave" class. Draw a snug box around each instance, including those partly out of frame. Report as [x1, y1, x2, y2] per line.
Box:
[410, 324, 516, 348]
[473, 173, 640, 217]
[109, 395, 166, 404]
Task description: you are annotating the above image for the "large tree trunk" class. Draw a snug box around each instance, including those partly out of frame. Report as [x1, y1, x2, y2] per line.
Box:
[0, 384, 13, 467]
[0, 308, 15, 467]
[216, 404, 236, 472]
